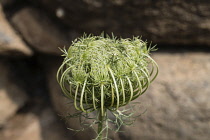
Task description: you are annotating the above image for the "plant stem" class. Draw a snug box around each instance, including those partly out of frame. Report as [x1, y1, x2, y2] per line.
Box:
[98, 109, 105, 140]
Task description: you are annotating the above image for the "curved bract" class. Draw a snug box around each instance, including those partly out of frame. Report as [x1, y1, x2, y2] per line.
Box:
[57, 34, 158, 139]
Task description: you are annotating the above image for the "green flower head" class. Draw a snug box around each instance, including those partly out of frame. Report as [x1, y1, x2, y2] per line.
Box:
[57, 33, 158, 139]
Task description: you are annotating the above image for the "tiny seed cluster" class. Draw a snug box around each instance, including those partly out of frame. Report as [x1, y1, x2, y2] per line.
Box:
[57, 34, 158, 116]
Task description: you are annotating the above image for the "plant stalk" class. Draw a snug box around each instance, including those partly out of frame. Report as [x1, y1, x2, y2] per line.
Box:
[98, 109, 105, 140]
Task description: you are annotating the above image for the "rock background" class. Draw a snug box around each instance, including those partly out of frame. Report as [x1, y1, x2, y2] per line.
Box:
[0, 0, 210, 140]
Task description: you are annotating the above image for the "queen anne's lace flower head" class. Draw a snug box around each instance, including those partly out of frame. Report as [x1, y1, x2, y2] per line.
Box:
[57, 34, 158, 139]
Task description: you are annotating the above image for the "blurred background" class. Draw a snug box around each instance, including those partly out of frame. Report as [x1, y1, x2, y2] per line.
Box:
[0, 0, 210, 140]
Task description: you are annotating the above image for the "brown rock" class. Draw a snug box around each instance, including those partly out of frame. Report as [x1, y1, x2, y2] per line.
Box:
[0, 0, 14, 6]
[0, 113, 42, 140]
[119, 52, 210, 140]
[0, 107, 74, 140]
[1, 0, 210, 56]
[11, 7, 75, 55]
[0, 5, 33, 56]
[0, 60, 28, 126]
[46, 52, 210, 140]
[27, 0, 210, 46]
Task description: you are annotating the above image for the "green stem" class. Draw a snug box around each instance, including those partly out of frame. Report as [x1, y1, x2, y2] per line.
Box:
[98, 109, 105, 140]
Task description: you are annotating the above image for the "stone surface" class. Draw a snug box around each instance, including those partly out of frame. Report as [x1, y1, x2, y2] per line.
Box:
[27, 0, 210, 46]
[120, 52, 210, 140]
[46, 52, 210, 140]
[0, 0, 14, 7]
[0, 106, 73, 140]
[0, 60, 28, 126]
[0, 5, 33, 56]
[1, 0, 210, 54]
[1, 0, 209, 139]
[11, 7, 77, 55]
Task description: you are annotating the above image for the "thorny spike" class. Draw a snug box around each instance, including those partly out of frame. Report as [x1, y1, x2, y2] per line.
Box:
[108, 67, 120, 110]
[92, 86, 97, 110]
[74, 84, 81, 111]
[80, 79, 88, 112]
[101, 84, 105, 116]
[133, 71, 142, 97]
[110, 83, 115, 108]
[126, 76, 134, 103]
[120, 78, 126, 105]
